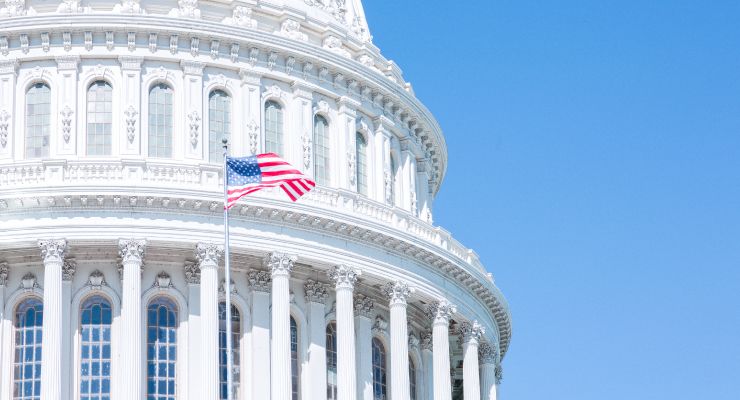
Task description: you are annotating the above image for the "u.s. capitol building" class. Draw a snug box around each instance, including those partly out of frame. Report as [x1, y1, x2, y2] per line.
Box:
[0, 0, 512, 399]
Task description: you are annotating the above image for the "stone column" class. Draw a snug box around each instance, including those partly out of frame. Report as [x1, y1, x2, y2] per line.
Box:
[328, 265, 360, 400]
[420, 332, 434, 400]
[354, 294, 374, 400]
[305, 280, 330, 400]
[196, 243, 225, 400]
[38, 239, 66, 400]
[62, 259, 76, 400]
[427, 299, 456, 400]
[268, 252, 297, 400]
[247, 270, 272, 400]
[118, 239, 146, 400]
[383, 281, 415, 400]
[478, 343, 497, 400]
[460, 321, 484, 400]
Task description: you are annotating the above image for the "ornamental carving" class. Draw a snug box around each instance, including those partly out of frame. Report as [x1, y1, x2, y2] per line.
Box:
[304, 0, 346, 22]
[187, 111, 201, 147]
[113, 0, 144, 14]
[0, 0, 30, 17]
[264, 252, 297, 277]
[420, 331, 433, 351]
[38, 239, 67, 264]
[247, 119, 259, 155]
[347, 152, 356, 186]
[478, 342, 497, 364]
[223, 6, 257, 28]
[458, 320, 485, 345]
[304, 279, 329, 304]
[169, 0, 199, 18]
[62, 258, 76, 281]
[60, 105, 73, 143]
[426, 299, 456, 325]
[384, 168, 392, 204]
[195, 243, 224, 266]
[57, 0, 87, 14]
[118, 239, 146, 264]
[323, 36, 350, 58]
[219, 278, 236, 294]
[153, 271, 173, 289]
[328, 264, 359, 290]
[124, 106, 138, 143]
[278, 19, 307, 42]
[0, 262, 8, 286]
[0, 110, 9, 148]
[372, 315, 388, 335]
[495, 364, 503, 385]
[247, 270, 271, 293]
[351, 16, 371, 43]
[408, 332, 420, 350]
[353, 293, 374, 317]
[20, 273, 39, 291]
[184, 261, 200, 284]
[302, 133, 312, 169]
[382, 280, 414, 306]
[87, 270, 107, 288]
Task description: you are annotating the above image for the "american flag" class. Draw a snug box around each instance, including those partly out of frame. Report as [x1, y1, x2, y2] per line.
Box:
[225, 153, 316, 209]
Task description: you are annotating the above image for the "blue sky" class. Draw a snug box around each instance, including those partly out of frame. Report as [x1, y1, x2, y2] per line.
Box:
[364, 1, 740, 399]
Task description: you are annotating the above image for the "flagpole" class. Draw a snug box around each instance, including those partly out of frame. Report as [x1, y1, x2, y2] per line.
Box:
[222, 138, 234, 400]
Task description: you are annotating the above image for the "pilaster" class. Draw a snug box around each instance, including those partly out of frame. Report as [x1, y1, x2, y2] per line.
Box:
[239, 69, 261, 155]
[55, 56, 80, 156]
[0, 60, 18, 161]
[353, 293, 374, 400]
[0, 261, 8, 398]
[181, 60, 205, 160]
[292, 82, 314, 174]
[247, 269, 271, 400]
[305, 279, 330, 400]
[185, 261, 202, 400]
[337, 97, 359, 191]
[62, 258, 76, 400]
[119, 56, 143, 156]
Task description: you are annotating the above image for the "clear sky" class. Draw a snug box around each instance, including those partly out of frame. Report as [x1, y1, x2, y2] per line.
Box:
[364, 1, 740, 399]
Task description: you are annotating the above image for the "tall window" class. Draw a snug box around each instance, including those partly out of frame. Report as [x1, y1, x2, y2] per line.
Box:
[209, 90, 231, 163]
[409, 357, 417, 400]
[389, 155, 397, 206]
[326, 323, 338, 400]
[146, 297, 178, 400]
[372, 338, 387, 400]
[148, 83, 174, 158]
[219, 302, 240, 400]
[13, 298, 43, 400]
[290, 316, 299, 400]
[25, 83, 51, 159]
[79, 296, 113, 400]
[356, 133, 368, 196]
[86, 81, 113, 156]
[264, 101, 284, 156]
[313, 115, 330, 185]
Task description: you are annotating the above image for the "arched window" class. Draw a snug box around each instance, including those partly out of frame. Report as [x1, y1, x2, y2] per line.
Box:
[218, 302, 240, 400]
[209, 90, 231, 163]
[290, 316, 300, 400]
[86, 80, 113, 156]
[148, 83, 174, 158]
[264, 101, 284, 156]
[389, 154, 398, 206]
[146, 297, 178, 400]
[79, 296, 113, 400]
[356, 133, 368, 196]
[409, 357, 417, 400]
[313, 115, 330, 185]
[372, 338, 387, 400]
[13, 298, 43, 400]
[326, 323, 338, 400]
[25, 83, 51, 159]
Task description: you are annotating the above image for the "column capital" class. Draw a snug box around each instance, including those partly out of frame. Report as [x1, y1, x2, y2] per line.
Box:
[118, 55, 144, 70]
[38, 239, 67, 264]
[118, 239, 146, 264]
[0, 261, 8, 286]
[328, 264, 360, 290]
[55, 55, 80, 71]
[264, 251, 297, 277]
[458, 320, 485, 345]
[0, 59, 19, 75]
[62, 258, 76, 281]
[426, 298, 456, 326]
[495, 364, 503, 385]
[478, 342, 497, 365]
[180, 60, 206, 75]
[420, 331, 433, 351]
[247, 269, 272, 293]
[353, 293, 374, 317]
[304, 279, 329, 304]
[382, 280, 415, 306]
[195, 243, 224, 267]
[184, 261, 201, 285]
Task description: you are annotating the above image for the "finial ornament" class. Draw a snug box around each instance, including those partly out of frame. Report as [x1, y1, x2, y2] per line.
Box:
[20, 273, 39, 291]
[62, 258, 77, 281]
[382, 280, 415, 306]
[195, 243, 224, 266]
[328, 264, 360, 290]
[458, 320, 485, 345]
[38, 239, 67, 263]
[426, 299, 456, 325]
[264, 252, 297, 277]
[304, 279, 329, 304]
[478, 342, 497, 364]
[87, 270, 106, 288]
[247, 270, 271, 292]
[0, 262, 8, 286]
[184, 261, 201, 284]
[118, 239, 146, 264]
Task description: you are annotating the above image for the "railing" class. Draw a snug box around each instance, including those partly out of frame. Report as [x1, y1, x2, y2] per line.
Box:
[0, 159, 488, 277]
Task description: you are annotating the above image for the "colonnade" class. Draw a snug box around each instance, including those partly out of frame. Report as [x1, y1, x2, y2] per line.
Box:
[5, 239, 502, 400]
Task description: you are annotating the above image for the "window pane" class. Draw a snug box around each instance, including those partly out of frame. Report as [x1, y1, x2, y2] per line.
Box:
[326, 323, 338, 400]
[218, 302, 241, 400]
[13, 298, 43, 400]
[290, 316, 299, 400]
[356, 133, 368, 196]
[79, 296, 113, 400]
[87, 81, 113, 156]
[25, 83, 51, 159]
[146, 297, 178, 400]
[264, 101, 283, 156]
[313, 115, 330, 186]
[149, 84, 174, 158]
[209, 90, 231, 163]
[372, 338, 386, 400]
